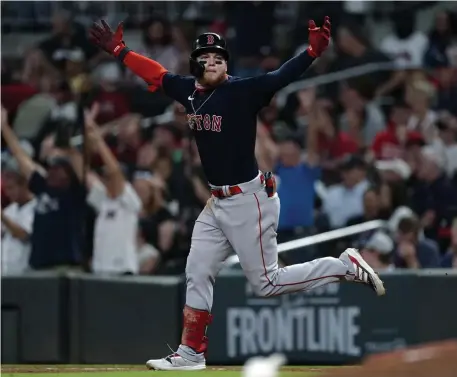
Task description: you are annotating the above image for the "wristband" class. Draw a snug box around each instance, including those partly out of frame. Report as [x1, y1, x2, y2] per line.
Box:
[116, 46, 131, 63]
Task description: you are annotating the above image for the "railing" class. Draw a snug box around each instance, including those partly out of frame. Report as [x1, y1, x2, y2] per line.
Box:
[275, 61, 398, 109]
[223, 219, 387, 268]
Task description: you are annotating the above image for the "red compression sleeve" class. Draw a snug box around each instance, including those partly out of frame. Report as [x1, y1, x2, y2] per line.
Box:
[123, 51, 168, 91]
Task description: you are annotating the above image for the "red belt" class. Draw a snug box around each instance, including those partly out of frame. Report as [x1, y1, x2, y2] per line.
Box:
[211, 175, 265, 198]
[211, 185, 243, 198]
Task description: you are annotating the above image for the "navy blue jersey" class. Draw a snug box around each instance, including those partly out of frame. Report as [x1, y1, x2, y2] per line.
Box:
[162, 52, 315, 186]
[28, 171, 85, 268]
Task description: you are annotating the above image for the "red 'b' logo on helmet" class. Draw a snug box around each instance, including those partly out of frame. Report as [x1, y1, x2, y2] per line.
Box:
[207, 35, 215, 45]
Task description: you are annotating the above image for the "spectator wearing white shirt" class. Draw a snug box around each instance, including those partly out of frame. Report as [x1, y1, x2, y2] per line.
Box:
[431, 112, 457, 179]
[405, 79, 438, 143]
[85, 109, 142, 275]
[380, 12, 428, 69]
[1, 170, 36, 275]
[322, 155, 370, 228]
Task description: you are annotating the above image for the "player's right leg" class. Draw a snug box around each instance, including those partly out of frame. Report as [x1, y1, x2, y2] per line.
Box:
[146, 200, 233, 371]
[221, 189, 385, 297]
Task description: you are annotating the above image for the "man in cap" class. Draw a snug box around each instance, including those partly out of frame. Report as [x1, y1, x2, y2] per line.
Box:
[1, 107, 85, 271]
[361, 231, 395, 272]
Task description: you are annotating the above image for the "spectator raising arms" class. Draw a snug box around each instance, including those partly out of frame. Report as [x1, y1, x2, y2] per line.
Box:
[84, 105, 142, 275]
[1, 106, 85, 271]
[1, 169, 36, 275]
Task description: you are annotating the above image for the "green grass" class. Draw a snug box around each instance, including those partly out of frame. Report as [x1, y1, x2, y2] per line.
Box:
[1, 365, 332, 377]
[2, 373, 321, 377]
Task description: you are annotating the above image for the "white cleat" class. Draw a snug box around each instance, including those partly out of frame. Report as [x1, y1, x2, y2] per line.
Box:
[340, 248, 386, 296]
[146, 353, 206, 371]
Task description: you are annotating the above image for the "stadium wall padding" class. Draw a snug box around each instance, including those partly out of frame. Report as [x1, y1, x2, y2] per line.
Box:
[2, 271, 457, 364]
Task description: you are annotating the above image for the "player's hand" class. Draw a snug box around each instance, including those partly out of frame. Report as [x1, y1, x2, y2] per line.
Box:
[89, 20, 125, 57]
[307, 16, 331, 58]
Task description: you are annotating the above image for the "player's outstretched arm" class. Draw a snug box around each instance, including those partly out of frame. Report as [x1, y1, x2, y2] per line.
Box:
[88, 20, 168, 92]
[259, 17, 331, 92]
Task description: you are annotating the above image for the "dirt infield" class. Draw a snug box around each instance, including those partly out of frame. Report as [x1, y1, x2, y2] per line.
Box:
[0, 365, 330, 374]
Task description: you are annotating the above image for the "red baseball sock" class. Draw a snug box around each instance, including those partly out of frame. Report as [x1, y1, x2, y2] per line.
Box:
[181, 305, 213, 355]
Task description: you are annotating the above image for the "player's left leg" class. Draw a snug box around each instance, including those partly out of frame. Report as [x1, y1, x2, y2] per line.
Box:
[220, 189, 385, 297]
[146, 201, 233, 371]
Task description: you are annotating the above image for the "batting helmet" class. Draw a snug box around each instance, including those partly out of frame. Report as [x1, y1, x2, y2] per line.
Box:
[189, 33, 229, 79]
[190, 32, 229, 61]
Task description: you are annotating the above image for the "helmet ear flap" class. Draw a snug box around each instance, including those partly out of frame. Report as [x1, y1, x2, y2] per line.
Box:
[189, 58, 205, 79]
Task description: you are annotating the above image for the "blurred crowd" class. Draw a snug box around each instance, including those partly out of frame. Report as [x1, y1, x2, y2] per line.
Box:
[1, 2, 457, 276]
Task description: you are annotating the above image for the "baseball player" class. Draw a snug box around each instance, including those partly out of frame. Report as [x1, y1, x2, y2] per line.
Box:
[89, 17, 385, 371]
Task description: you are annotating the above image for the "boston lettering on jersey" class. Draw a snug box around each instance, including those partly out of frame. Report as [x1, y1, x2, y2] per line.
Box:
[119, 48, 315, 186]
[187, 114, 222, 132]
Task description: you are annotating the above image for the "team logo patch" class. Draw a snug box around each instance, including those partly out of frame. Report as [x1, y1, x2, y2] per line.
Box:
[207, 35, 215, 45]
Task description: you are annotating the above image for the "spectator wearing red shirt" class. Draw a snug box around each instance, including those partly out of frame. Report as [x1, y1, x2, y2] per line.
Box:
[315, 104, 359, 161]
[1, 60, 39, 117]
[372, 100, 425, 160]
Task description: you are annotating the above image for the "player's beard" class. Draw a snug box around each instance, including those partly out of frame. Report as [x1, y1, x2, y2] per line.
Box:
[200, 70, 227, 87]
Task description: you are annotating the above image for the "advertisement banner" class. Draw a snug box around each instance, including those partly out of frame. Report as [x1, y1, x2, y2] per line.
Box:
[3, 271, 456, 365]
[207, 272, 419, 364]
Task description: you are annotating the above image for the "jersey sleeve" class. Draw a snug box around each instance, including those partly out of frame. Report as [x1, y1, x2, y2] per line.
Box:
[121, 50, 193, 103]
[161, 73, 195, 104]
[122, 50, 168, 92]
[240, 51, 315, 108]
